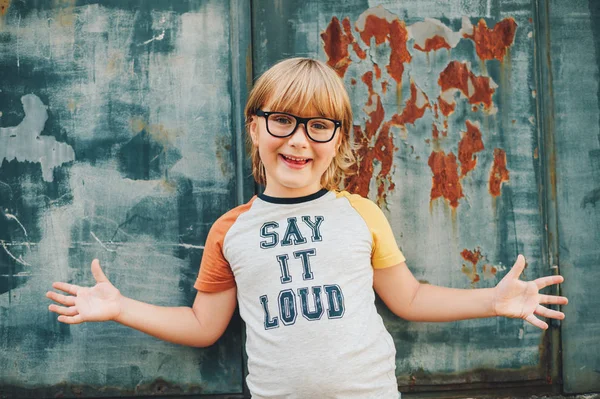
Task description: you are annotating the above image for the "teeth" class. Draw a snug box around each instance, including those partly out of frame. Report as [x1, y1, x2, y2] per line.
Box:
[283, 155, 309, 162]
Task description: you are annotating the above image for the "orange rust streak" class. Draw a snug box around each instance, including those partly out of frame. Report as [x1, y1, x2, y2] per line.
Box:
[358, 14, 411, 84]
[465, 18, 518, 61]
[490, 148, 509, 196]
[458, 121, 485, 177]
[342, 17, 367, 60]
[433, 103, 439, 119]
[321, 16, 352, 77]
[428, 151, 464, 208]
[414, 35, 452, 52]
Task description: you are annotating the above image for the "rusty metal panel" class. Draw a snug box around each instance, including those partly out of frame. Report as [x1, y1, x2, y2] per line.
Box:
[0, 0, 251, 397]
[254, 0, 555, 392]
[546, 0, 600, 394]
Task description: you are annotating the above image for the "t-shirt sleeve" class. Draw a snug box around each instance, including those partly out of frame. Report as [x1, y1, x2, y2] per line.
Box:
[345, 193, 406, 269]
[194, 217, 236, 293]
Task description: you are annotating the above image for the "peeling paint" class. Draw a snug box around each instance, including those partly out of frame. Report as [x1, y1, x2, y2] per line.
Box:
[409, 17, 472, 52]
[0, 94, 75, 182]
[458, 120, 485, 177]
[437, 61, 498, 116]
[489, 148, 509, 196]
[428, 151, 463, 208]
[464, 18, 518, 62]
[355, 6, 411, 85]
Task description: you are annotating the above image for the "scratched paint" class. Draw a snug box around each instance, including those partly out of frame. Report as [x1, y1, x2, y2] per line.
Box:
[408, 17, 473, 52]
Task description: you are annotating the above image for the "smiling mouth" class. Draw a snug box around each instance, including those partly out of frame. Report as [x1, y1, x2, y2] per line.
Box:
[280, 154, 312, 165]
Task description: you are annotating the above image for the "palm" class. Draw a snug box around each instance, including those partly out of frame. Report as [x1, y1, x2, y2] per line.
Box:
[493, 255, 568, 329]
[47, 259, 122, 324]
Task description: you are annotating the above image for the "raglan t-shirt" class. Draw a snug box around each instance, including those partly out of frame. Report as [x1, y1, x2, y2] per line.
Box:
[194, 189, 405, 399]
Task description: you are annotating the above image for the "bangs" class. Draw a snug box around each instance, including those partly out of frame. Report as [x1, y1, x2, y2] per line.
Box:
[260, 62, 346, 121]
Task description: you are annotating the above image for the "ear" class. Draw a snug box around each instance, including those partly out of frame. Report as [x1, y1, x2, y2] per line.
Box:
[248, 116, 258, 146]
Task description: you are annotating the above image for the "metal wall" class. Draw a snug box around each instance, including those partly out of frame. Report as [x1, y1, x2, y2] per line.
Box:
[0, 0, 598, 397]
[0, 0, 252, 397]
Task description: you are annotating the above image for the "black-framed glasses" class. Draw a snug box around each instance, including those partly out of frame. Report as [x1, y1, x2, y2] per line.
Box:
[256, 109, 341, 143]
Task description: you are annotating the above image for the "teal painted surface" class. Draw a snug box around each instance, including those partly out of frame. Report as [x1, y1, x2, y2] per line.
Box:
[254, 0, 555, 390]
[548, 0, 600, 394]
[0, 0, 249, 396]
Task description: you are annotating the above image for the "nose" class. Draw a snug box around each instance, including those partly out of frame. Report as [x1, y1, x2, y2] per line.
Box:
[287, 122, 310, 147]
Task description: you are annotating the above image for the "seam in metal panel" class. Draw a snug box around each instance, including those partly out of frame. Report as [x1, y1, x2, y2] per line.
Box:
[532, 0, 563, 389]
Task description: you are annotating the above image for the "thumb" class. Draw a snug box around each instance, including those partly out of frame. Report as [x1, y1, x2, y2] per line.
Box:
[91, 259, 109, 284]
[507, 254, 527, 279]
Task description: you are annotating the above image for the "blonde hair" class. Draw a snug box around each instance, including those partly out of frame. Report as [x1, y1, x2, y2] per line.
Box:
[244, 57, 356, 191]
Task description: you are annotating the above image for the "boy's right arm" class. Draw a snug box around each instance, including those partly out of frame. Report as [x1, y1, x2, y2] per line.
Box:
[47, 259, 237, 348]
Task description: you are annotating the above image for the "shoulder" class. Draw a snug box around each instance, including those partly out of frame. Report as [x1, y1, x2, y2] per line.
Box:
[209, 196, 257, 238]
[335, 190, 385, 220]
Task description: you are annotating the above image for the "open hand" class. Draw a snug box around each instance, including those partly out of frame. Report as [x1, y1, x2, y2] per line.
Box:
[493, 255, 568, 329]
[46, 259, 122, 324]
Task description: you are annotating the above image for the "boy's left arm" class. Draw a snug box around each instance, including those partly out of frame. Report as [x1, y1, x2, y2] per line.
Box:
[373, 255, 568, 329]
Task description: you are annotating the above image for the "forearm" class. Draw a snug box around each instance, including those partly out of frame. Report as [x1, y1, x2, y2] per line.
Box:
[404, 283, 497, 322]
[115, 296, 212, 347]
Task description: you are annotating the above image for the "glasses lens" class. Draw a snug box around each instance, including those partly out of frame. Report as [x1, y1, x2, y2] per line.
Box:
[307, 119, 336, 142]
[267, 113, 297, 136]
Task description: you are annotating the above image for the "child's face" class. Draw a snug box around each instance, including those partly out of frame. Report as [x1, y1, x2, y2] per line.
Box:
[250, 104, 340, 197]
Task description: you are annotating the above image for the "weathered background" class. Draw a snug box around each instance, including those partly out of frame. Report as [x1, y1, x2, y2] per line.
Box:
[0, 0, 598, 398]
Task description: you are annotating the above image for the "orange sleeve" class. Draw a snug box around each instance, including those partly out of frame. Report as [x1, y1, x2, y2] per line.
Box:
[194, 198, 255, 292]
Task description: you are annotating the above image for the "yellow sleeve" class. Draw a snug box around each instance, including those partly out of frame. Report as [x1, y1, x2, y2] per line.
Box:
[337, 191, 406, 269]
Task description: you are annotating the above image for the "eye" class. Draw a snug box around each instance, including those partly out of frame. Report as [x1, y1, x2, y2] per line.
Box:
[271, 115, 294, 125]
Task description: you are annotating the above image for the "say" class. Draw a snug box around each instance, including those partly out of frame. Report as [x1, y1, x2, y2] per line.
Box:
[260, 216, 324, 248]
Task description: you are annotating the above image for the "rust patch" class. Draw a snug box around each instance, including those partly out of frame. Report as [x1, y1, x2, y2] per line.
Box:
[433, 103, 439, 119]
[393, 80, 430, 126]
[461, 248, 483, 265]
[351, 78, 357, 85]
[0, 0, 9, 16]
[461, 248, 482, 284]
[381, 81, 389, 93]
[438, 61, 497, 114]
[490, 148, 510, 196]
[361, 71, 385, 138]
[356, 9, 411, 85]
[458, 121, 485, 177]
[342, 17, 367, 60]
[465, 18, 518, 61]
[321, 16, 353, 77]
[414, 35, 452, 52]
[428, 151, 463, 208]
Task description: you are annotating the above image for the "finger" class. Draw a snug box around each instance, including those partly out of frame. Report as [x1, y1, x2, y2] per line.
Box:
[534, 305, 565, 320]
[535, 275, 564, 290]
[539, 294, 568, 305]
[91, 259, 109, 284]
[507, 254, 527, 279]
[57, 314, 84, 325]
[52, 282, 80, 295]
[46, 291, 76, 306]
[525, 314, 548, 330]
[48, 304, 78, 317]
